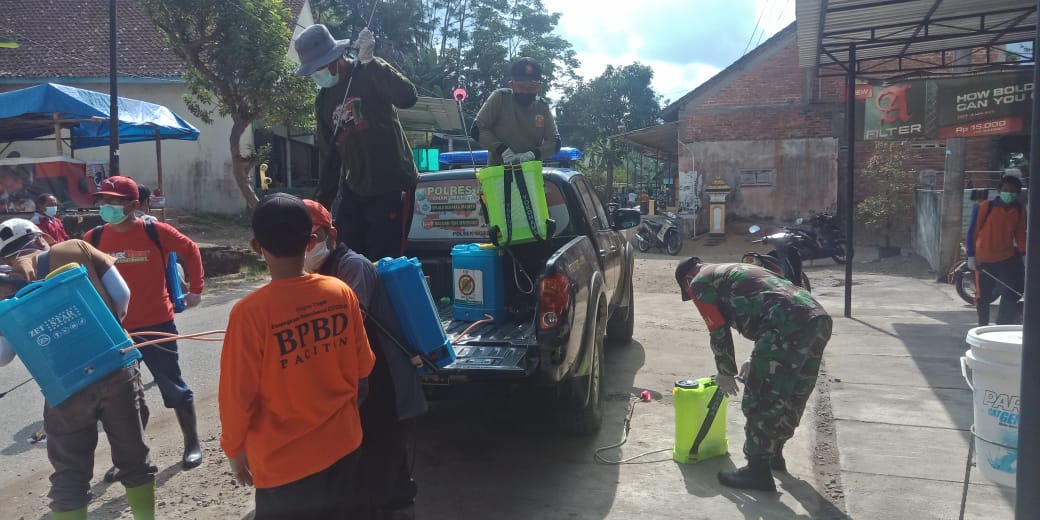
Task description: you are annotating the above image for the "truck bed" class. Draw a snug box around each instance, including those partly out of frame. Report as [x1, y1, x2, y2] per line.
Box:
[432, 301, 538, 375]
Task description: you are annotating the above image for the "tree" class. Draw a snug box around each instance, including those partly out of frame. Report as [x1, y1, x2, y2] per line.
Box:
[312, 0, 579, 116]
[139, 0, 315, 208]
[855, 141, 917, 248]
[556, 63, 661, 150]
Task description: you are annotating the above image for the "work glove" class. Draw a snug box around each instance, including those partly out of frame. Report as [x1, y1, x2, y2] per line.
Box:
[185, 292, 202, 309]
[737, 358, 751, 382]
[715, 373, 739, 397]
[356, 27, 375, 64]
[966, 257, 977, 271]
[500, 148, 518, 163]
[514, 151, 536, 163]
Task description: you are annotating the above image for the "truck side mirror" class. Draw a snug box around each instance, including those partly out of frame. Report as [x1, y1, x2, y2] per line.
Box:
[611, 208, 642, 230]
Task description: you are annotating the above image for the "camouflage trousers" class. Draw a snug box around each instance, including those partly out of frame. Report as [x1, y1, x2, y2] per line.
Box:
[741, 315, 832, 458]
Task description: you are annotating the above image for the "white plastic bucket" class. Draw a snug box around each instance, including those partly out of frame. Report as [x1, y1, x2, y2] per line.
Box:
[966, 325, 1023, 366]
[960, 349, 1020, 488]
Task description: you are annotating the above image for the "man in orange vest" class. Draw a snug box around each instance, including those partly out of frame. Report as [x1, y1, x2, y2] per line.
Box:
[965, 174, 1027, 326]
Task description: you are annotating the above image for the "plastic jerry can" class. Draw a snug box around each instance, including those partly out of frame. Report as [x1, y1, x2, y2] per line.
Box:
[451, 243, 505, 322]
[673, 377, 729, 464]
[375, 257, 456, 371]
[477, 161, 550, 245]
[0, 264, 138, 405]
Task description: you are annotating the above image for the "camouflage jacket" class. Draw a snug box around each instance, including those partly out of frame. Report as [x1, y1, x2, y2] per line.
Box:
[686, 263, 828, 376]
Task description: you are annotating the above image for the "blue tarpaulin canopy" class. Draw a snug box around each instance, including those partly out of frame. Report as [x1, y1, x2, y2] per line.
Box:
[0, 83, 199, 149]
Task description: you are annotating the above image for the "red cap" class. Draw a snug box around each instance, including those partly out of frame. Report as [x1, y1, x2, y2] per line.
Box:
[94, 175, 139, 200]
[303, 199, 333, 231]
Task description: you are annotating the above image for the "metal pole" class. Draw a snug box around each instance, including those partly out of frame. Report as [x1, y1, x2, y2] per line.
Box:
[844, 44, 856, 318]
[1014, 1, 1040, 509]
[108, 0, 119, 175]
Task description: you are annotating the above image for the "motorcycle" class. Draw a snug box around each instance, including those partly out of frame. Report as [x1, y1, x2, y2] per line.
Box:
[791, 213, 847, 264]
[635, 212, 683, 256]
[745, 225, 812, 292]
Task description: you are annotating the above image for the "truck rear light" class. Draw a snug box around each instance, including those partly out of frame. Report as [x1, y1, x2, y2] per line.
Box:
[539, 273, 570, 330]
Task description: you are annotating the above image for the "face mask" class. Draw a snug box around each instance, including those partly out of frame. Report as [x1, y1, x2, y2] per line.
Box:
[99, 204, 128, 224]
[513, 93, 535, 107]
[312, 67, 340, 89]
[44, 206, 58, 217]
[999, 192, 1016, 204]
[304, 241, 330, 272]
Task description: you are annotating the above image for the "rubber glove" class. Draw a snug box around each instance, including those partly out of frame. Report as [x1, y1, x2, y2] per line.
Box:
[357, 27, 375, 64]
[501, 148, 518, 163]
[185, 292, 202, 309]
[737, 358, 751, 382]
[716, 373, 739, 397]
[514, 151, 536, 163]
[966, 257, 977, 271]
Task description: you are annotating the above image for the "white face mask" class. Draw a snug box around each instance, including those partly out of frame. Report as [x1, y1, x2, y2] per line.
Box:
[304, 241, 331, 272]
[311, 67, 340, 89]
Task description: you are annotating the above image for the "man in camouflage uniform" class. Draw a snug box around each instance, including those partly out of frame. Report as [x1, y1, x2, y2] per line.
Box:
[675, 257, 832, 491]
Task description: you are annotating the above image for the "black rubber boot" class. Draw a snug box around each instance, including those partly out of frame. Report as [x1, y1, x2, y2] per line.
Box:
[175, 403, 203, 469]
[718, 456, 777, 492]
[383, 505, 416, 520]
[771, 443, 787, 472]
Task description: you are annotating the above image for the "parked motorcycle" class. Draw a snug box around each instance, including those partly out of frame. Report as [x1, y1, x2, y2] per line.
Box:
[635, 212, 682, 256]
[792, 213, 847, 264]
[745, 225, 812, 291]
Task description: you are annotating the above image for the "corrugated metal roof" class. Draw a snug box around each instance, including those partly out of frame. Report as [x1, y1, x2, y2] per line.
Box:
[797, 0, 1036, 72]
[612, 121, 679, 160]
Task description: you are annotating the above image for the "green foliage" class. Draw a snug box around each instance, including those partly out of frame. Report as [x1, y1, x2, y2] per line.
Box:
[556, 63, 661, 149]
[311, 0, 579, 115]
[139, 0, 316, 207]
[855, 141, 917, 247]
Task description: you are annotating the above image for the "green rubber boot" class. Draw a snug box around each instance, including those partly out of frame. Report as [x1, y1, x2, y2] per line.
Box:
[126, 481, 155, 520]
[51, 507, 87, 520]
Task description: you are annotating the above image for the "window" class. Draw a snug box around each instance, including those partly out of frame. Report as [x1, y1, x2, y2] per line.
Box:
[739, 169, 775, 187]
[574, 178, 609, 231]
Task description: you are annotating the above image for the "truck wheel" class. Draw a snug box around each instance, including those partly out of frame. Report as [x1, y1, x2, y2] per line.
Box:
[559, 303, 605, 435]
[607, 277, 634, 344]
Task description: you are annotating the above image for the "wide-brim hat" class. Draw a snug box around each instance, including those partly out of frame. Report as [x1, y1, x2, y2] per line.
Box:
[294, 24, 351, 76]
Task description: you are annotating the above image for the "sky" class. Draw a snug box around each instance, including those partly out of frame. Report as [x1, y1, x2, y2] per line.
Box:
[542, 0, 797, 105]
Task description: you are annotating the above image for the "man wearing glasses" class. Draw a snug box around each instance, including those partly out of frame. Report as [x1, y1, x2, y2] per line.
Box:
[470, 57, 562, 166]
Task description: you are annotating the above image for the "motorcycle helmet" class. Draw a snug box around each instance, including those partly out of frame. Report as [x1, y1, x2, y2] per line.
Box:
[0, 218, 51, 258]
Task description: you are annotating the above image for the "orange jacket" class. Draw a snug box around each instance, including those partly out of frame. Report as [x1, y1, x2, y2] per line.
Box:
[219, 274, 375, 488]
[967, 199, 1027, 264]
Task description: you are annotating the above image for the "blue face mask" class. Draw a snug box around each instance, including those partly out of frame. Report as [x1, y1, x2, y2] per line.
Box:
[44, 206, 58, 217]
[99, 204, 128, 224]
[311, 67, 340, 89]
[999, 192, 1017, 204]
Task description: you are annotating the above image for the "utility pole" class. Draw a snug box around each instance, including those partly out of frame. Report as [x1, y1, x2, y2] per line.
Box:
[108, 0, 119, 175]
[936, 48, 972, 281]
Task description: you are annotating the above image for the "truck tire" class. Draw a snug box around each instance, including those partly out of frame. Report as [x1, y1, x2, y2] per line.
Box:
[607, 277, 634, 344]
[559, 301, 605, 435]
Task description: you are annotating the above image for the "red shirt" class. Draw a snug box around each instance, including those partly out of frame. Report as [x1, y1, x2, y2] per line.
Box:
[30, 212, 69, 242]
[85, 219, 204, 330]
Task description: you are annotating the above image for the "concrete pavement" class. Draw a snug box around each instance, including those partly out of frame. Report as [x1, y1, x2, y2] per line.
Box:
[806, 264, 1017, 519]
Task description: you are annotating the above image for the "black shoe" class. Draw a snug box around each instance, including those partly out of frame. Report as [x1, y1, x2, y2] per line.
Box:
[175, 403, 203, 469]
[718, 456, 777, 492]
[103, 466, 120, 483]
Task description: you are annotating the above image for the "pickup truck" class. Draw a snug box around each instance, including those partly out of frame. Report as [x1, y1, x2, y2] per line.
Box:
[405, 164, 641, 434]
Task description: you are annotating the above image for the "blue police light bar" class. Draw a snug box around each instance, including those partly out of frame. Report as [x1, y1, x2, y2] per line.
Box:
[438, 147, 583, 167]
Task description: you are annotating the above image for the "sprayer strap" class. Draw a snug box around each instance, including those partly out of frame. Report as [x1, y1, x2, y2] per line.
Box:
[689, 384, 726, 459]
[510, 163, 543, 242]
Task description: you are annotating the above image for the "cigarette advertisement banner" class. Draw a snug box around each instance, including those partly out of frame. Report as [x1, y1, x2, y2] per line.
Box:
[855, 71, 1033, 141]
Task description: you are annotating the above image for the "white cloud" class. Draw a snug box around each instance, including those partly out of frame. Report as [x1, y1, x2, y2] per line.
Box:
[544, 0, 796, 101]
